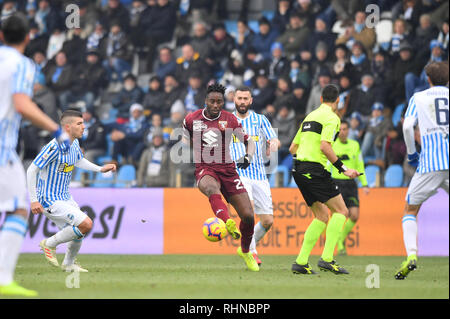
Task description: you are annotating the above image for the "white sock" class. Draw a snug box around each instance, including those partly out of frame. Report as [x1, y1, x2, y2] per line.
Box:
[0, 215, 28, 285]
[402, 214, 418, 257]
[62, 239, 82, 266]
[249, 222, 268, 254]
[46, 226, 83, 248]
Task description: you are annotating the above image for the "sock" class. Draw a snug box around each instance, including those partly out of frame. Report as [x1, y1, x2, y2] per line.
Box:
[296, 219, 326, 265]
[402, 214, 418, 257]
[0, 215, 28, 285]
[337, 219, 356, 250]
[208, 194, 230, 222]
[239, 218, 255, 253]
[249, 222, 268, 253]
[321, 213, 347, 262]
[62, 239, 83, 266]
[46, 226, 83, 248]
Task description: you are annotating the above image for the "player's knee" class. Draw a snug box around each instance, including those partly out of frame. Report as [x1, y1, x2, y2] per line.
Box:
[11, 208, 28, 219]
[242, 213, 254, 226]
[78, 217, 93, 234]
[261, 217, 273, 230]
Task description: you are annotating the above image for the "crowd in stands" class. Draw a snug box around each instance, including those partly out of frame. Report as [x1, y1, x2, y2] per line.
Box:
[1, 0, 448, 188]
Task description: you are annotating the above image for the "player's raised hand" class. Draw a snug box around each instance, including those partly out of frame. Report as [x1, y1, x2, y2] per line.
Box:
[101, 163, 117, 173]
[343, 168, 360, 179]
[30, 201, 44, 215]
[53, 127, 71, 153]
[236, 154, 252, 169]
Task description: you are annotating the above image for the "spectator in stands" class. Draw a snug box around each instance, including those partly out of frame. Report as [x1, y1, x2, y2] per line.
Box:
[224, 86, 236, 112]
[103, 0, 130, 32]
[180, 72, 206, 113]
[111, 103, 150, 165]
[242, 47, 266, 86]
[190, 21, 213, 63]
[153, 46, 177, 81]
[162, 73, 183, 120]
[335, 11, 377, 55]
[46, 26, 66, 60]
[271, 104, 297, 167]
[86, 21, 106, 50]
[371, 50, 391, 90]
[360, 102, 393, 166]
[73, 0, 97, 40]
[391, 0, 423, 28]
[33, 72, 58, 122]
[272, 76, 293, 110]
[141, 0, 178, 72]
[137, 128, 170, 187]
[62, 49, 108, 112]
[386, 41, 421, 107]
[310, 41, 333, 86]
[290, 81, 308, 120]
[111, 74, 144, 122]
[251, 16, 279, 61]
[164, 100, 186, 143]
[25, 21, 48, 58]
[26, 2, 37, 21]
[276, 12, 309, 59]
[332, 43, 353, 79]
[222, 49, 245, 88]
[235, 18, 255, 54]
[436, 19, 449, 53]
[209, 22, 236, 72]
[385, 117, 407, 168]
[345, 74, 381, 119]
[80, 107, 107, 164]
[175, 43, 210, 86]
[305, 68, 331, 115]
[1, 1, 16, 22]
[251, 68, 275, 113]
[35, 0, 63, 36]
[389, 19, 411, 57]
[349, 41, 370, 84]
[305, 16, 336, 54]
[414, 14, 440, 65]
[337, 72, 353, 115]
[32, 50, 48, 72]
[293, 0, 322, 28]
[268, 42, 289, 81]
[62, 27, 87, 66]
[129, 0, 147, 46]
[271, 0, 292, 35]
[44, 50, 74, 110]
[99, 22, 133, 82]
[142, 75, 165, 116]
[348, 111, 364, 143]
[286, 56, 310, 89]
[330, 0, 364, 21]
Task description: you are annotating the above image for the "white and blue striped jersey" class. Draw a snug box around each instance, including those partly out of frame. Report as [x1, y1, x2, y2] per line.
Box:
[0, 46, 37, 166]
[33, 139, 83, 208]
[230, 111, 277, 180]
[404, 86, 449, 173]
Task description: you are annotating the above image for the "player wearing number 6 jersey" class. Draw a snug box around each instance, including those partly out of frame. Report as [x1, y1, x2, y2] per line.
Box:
[395, 61, 449, 280]
[229, 86, 280, 266]
[27, 110, 116, 273]
[183, 83, 260, 272]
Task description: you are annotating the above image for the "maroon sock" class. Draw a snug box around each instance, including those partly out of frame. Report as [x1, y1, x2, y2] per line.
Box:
[208, 194, 230, 222]
[239, 218, 255, 253]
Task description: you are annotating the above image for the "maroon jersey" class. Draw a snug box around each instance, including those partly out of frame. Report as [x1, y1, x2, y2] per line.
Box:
[183, 109, 249, 169]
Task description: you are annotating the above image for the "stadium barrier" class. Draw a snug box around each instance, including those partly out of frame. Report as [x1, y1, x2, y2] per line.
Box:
[2, 188, 447, 256]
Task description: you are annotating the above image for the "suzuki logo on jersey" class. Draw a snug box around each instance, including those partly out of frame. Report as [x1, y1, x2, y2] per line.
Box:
[203, 130, 219, 147]
[57, 163, 74, 173]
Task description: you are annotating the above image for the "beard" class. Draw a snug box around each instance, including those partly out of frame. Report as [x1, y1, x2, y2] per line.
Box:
[235, 103, 250, 114]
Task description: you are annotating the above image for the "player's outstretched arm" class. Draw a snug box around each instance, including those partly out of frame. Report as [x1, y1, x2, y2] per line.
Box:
[75, 158, 117, 173]
[26, 163, 44, 214]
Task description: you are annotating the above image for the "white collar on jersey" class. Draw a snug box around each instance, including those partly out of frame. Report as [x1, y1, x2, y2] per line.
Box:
[234, 110, 253, 121]
[202, 108, 222, 121]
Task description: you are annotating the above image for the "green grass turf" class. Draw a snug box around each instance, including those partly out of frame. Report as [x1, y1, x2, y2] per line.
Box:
[6, 254, 449, 299]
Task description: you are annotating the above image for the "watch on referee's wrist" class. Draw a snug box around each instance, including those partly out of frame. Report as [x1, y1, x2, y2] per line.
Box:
[333, 159, 348, 174]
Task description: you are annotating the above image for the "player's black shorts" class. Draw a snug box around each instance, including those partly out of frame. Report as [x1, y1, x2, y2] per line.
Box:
[292, 161, 341, 207]
[333, 179, 360, 208]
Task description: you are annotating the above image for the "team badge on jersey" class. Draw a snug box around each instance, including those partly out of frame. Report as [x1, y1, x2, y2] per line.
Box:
[218, 121, 228, 131]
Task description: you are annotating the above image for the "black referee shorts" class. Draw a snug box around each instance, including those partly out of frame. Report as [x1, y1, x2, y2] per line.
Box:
[292, 161, 341, 207]
[333, 179, 360, 208]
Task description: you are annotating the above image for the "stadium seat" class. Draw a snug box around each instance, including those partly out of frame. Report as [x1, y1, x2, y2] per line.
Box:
[116, 165, 136, 188]
[288, 176, 297, 188]
[269, 165, 290, 187]
[384, 164, 404, 187]
[392, 103, 405, 127]
[365, 165, 380, 187]
[225, 20, 238, 39]
[248, 20, 259, 34]
[262, 10, 274, 21]
[91, 172, 115, 188]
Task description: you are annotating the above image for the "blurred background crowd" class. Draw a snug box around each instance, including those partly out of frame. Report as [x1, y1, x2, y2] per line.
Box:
[1, 0, 448, 188]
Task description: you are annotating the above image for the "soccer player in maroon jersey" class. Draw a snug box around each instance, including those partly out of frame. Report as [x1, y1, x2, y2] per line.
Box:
[182, 83, 260, 271]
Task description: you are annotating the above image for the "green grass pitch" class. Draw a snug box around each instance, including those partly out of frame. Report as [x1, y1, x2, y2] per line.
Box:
[6, 254, 449, 299]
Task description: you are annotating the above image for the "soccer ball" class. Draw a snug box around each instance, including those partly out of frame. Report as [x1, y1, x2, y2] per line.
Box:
[202, 217, 228, 242]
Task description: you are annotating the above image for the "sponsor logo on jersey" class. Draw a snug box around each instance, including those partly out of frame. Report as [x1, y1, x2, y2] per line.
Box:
[202, 130, 219, 147]
[57, 163, 75, 173]
[193, 120, 208, 132]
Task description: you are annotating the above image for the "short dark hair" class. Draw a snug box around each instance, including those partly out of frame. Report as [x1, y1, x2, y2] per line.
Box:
[60, 109, 83, 124]
[206, 83, 226, 97]
[1, 13, 29, 45]
[321, 84, 340, 103]
[235, 86, 252, 94]
[340, 120, 350, 128]
[425, 61, 449, 86]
